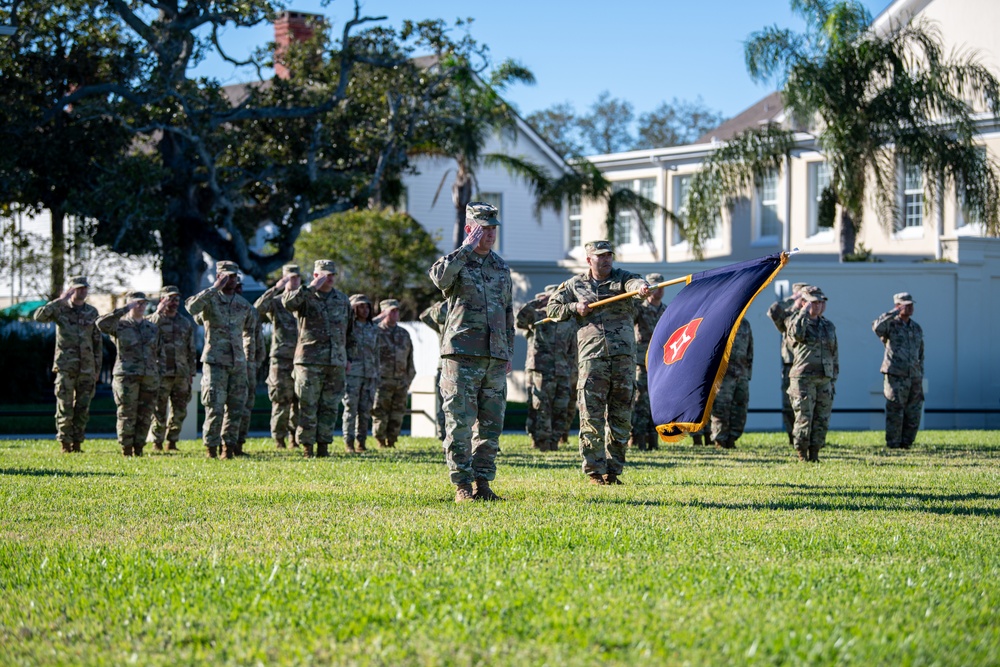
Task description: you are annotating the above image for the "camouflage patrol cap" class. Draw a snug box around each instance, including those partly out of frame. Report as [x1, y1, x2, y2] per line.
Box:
[380, 298, 400, 311]
[68, 276, 89, 288]
[534, 292, 548, 300]
[893, 292, 914, 305]
[349, 293, 371, 307]
[216, 260, 238, 275]
[282, 263, 300, 276]
[161, 285, 181, 297]
[801, 285, 828, 302]
[792, 282, 810, 292]
[466, 202, 500, 226]
[126, 291, 148, 302]
[585, 240, 613, 256]
[314, 259, 337, 275]
[646, 273, 665, 284]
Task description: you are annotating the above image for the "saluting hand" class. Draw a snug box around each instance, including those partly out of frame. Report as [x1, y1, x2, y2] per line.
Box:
[462, 222, 484, 250]
[212, 273, 229, 290]
[156, 297, 170, 314]
[308, 274, 328, 290]
[60, 287, 76, 302]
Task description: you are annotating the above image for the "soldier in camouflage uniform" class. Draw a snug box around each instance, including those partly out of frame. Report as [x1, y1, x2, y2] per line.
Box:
[873, 292, 924, 450]
[147, 286, 196, 452]
[631, 272, 666, 450]
[418, 300, 449, 441]
[429, 202, 514, 503]
[34, 276, 103, 453]
[549, 284, 578, 446]
[547, 240, 651, 485]
[373, 299, 416, 448]
[282, 259, 353, 458]
[517, 288, 573, 451]
[186, 261, 255, 459]
[787, 286, 838, 462]
[709, 318, 754, 449]
[98, 292, 161, 457]
[255, 264, 301, 449]
[235, 276, 266, 454]
[767, 282, 809, 444]
[343, 293, 379, 452]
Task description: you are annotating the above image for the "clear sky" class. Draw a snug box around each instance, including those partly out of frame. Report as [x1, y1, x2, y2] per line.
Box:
[202, 0, 892, 121]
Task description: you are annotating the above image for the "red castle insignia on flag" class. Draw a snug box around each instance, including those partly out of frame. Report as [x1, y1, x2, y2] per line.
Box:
[662, 318, 703, 365]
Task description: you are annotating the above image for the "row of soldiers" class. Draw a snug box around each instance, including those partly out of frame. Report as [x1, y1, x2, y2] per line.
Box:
[34, 260, 416, 458]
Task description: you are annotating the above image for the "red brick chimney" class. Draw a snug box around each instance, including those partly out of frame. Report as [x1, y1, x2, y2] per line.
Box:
[274, 10, 324, 80]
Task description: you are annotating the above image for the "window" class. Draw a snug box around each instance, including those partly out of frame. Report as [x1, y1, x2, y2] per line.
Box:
[807, 162, 834, 237]
[756, 170, 781, 242]
[568, 196, 582, 248]
[672, 174, 691, 246]
[958, 147, 987, 231]
[900, 163, 924, 231]
[475, 192, 502, 252]
[612, 177, 658, 246]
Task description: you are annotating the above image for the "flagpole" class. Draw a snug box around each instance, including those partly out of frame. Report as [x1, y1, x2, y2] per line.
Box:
[535, 275, 690, 324]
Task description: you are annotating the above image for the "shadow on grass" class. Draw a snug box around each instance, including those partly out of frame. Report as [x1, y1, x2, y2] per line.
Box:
[0, 467, 119, 477]
[679, 496, 1000, 517]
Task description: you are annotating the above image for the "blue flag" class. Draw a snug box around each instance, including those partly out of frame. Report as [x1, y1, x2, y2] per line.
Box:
[648, 253, 787, 441]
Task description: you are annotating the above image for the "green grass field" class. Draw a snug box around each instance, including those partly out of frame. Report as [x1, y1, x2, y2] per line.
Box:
[2, 431, 999, 665]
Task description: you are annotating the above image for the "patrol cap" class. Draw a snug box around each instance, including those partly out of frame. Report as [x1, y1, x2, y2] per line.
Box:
[380, 298, 401, 312]
[585, 240, 613, 256]
[126, 291, 148, 302]
[216, 260, 238, 275]
[282, 263, 301, 276]
[68, 276, 89, 288]
[800, 285, 828, 302]
[893, 292, 914, 305]
[161, 285, 181, 297]
[792, 282, 810, 292]
[534, 292, 548, 300]
[349, 293, 371, 307]
[646, 273, 665, 284]
[314, 259, 337, 275]
[466, 202, 500, 226]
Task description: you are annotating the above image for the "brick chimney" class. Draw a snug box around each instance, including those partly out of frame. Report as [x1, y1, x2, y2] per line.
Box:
[274, 10, 324, 79]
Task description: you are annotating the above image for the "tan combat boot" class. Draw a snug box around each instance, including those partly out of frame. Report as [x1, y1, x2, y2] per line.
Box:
[301, 443, 314, 458]
[604, 472, 623, 485]
[455, 483, 475, 503]
[153, 442, 164, 452]
[797, 447, 808, 461]
[588, 473, 608, 486]
[121, 445, 134, 457]
[60, 441, 73, 454]
[387, 438, 397, 449]
[474, 478, 503, 501]
[356, 437, 367, 452]
[808, 446, 820, 462]
[344, 439, 356, 454]
[316, 442, 330, 458]
[166, 441, 178, 451]
[377, 438, 388, 449]
[275, 437, 286, 449]
[133, 445, 144, 457]
[72, 442, 84, 453]
[206, 446, 218, 459]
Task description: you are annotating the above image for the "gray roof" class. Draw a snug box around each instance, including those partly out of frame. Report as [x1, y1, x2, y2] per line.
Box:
[695, 90, 785, 143]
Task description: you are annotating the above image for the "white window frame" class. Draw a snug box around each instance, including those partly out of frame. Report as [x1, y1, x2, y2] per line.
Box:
[806, 161, 836, 243]
[670, 173, 722, 251]
[611, 177, 659, 249]
[568, 196, 582, 249]
[753, 170, 781, 246]
[894, 162, 925, 240]
[956, 147, 987, 236]
[475, 192, 503, 252]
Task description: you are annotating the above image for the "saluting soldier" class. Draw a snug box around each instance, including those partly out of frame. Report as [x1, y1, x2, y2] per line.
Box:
[373, 299, 416, 449]
[343, 293, 379, 452]
[34, 275, 103, 453]
[147, 286, 196, 452]
[255, 264, 301, 449]
[631, 272, 667, 450]
[418, 299, 449, 441]
[235, 275, 266, 454]
[282, 259, 353, 458]
[429, 202, 514, 503]
[709, 318, 753, 450]
[787, 285, 838, 462]
[873, 292, 924, 450]
[767, 282, 809, 444]
[547, 240, 651, 485]
[97, 292, 161, 457]
[186, 261, 255, 459]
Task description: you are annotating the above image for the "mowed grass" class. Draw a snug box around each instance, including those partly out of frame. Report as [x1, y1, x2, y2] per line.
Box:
[1, 431, 999, 666]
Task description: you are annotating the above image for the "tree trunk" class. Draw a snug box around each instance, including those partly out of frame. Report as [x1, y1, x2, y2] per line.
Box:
[49, 204, 66, 300]
[839, 209, 856, 262]
[451, 166, 472, 250]
[160, 215, 207, 300]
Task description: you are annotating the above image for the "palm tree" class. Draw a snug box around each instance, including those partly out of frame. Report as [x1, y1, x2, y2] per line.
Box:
[685, 0, 1000, 261]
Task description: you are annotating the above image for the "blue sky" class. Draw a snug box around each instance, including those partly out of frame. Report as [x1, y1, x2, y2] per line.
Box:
[202, 0, 892, 120]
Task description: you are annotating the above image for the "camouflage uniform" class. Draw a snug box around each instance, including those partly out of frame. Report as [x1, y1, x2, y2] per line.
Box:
[516, 293, 564, 451]
[428, 202, 514, 496]
[373, 301, 416, 447]
[552, 317, 579, 444]
[873, 293, 924, 450]
[146, 291, 196, 450]
[709, 319, 754, 449]
[97, 295, 161, 456]
[238, 302, 266, 449]
[767, 283, 807, 443]
[186, 262, 255, 458]
[343, 294, 379, 450]
[255, 272, 300, 447]
[631, 283, 667, 450]
[34, 277, 103, 452]
[419, 300, 449, 441]
[282, 260, 353, 457]
[787, 287, 838, 461]
[547, 242, 648, 481]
